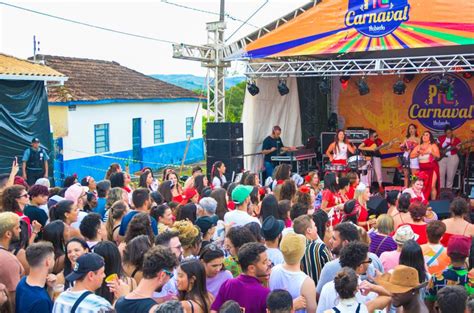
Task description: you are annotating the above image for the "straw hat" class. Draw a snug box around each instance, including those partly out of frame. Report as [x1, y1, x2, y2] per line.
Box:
[375, 265, 426, 294]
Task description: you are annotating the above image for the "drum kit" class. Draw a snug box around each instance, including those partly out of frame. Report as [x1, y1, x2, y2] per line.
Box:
[324, 155, 372, 175]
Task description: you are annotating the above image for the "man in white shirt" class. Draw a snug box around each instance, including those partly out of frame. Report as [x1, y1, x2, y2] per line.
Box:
[224, 185, 260, 226]
[317, 242, 390, 313]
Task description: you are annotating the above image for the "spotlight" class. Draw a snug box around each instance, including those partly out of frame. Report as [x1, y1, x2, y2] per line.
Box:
[357, 78, 370, 96]
[437, 76, 452, 94]
[463, 72, 472, 79]
[247, 81, 259, 96]
[278, 79, 289, 96]
[393, 79, 406, 95]
[319, 78, 330, 95]
[403, 74, 415, 83]
[339, 75, 350, 89]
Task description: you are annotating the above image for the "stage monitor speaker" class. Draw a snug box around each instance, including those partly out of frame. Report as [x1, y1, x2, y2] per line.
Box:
[429, 200, 450, 220]
[320, 132, 336, 156]
[207, 156, 243, 183]
[206, 122, 243, 140]
[367, 195, 388, 217]
[206, 139, 243, 159]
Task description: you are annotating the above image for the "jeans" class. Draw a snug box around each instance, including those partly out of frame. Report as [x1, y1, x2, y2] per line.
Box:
[264, 161, 275, 180]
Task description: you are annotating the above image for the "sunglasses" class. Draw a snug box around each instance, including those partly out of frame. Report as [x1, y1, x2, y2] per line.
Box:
[17, 193, 28, 199]
[162, 269, 174, 279]
[360, 259, 372, 265]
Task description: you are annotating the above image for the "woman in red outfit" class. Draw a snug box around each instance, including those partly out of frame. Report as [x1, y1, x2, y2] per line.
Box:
[404, 200, 428, 244]
[320, 172, 343, 225]
[440, 197, 474, 247]
[326, 129, 356, 166]
[353, 183, 370, 230]
[410, 130, 440, 200]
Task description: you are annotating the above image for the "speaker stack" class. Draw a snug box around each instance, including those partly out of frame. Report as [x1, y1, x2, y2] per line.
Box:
[206, 122, 244, 182]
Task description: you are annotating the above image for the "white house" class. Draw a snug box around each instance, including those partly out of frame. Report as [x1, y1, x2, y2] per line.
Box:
[42, 55, 203, 182]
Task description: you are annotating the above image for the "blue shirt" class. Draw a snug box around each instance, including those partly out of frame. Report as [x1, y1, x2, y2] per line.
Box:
[93, 197, 107, 219]
[15, 277, 53, 313]
[22, 147, 50, 162]
[118, 210, 158, 236]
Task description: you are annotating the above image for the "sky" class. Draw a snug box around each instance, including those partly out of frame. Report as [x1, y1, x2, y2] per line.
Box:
[0, 0, 309, 76]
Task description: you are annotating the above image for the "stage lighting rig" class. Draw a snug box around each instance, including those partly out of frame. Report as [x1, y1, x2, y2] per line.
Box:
[278, 79, 290, 96]
[247, 81, 259, 96]
[319, 78, 330, 95]
[357, 77, 370, 96]
[403, 74, 415, 83]
[393, 79, 406, 95]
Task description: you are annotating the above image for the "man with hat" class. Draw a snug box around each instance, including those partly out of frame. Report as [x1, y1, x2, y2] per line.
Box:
[22, 137, 49, 186]
[375, 265, 428, 313]
[224, 185, 260, 227]
[53, 253, 112, 313]
[262, 216, 285, 267]
[269, 233, 317, 313]
[425, 235, 474, 310]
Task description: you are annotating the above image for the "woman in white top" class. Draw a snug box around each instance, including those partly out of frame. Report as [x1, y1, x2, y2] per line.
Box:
[324, 267, 368, 313]
[326, 130, 356, 166]
[400, 124, 420, 188]
[211, 161, 227, 188]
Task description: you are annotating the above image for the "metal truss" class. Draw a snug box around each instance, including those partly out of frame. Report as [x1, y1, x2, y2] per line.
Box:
[223, 0, 319, 60]
[244, 54, 474, 78]
[172, 43, 214, 63]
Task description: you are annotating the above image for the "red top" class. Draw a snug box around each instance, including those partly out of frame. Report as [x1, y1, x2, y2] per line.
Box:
[440, 223, 471, 246]
[172, 195, 184, 203]
[363, 138, 383, 147]
[347, 186, 355, 200]
[437, 135, 462, 155]
[400, 223, 428, 244]
[322, 189, 337, 208]
[227, 201, 235, 211]
[356, 201, 369, 230]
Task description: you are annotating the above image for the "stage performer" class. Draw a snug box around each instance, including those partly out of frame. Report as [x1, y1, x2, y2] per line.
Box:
[325, 129, 356, 166]
[358, 129, 386, 193]
[399, 124, 420, 188]
[411, 130, 440, 200]
[403, 174, 428, 204]
[261, 125, 295, 179]
[437, 125, 461, 189]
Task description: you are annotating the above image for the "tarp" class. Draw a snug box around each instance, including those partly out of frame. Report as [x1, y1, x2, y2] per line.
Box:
[242, 77, 302, 173]
[0, 80, 52, 173]
[337, 73, 474, 167]
[245, 0, 474, 58]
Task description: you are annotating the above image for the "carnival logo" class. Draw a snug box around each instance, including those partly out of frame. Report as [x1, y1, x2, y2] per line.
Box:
[345, 0, 410, 38]
[409, 73, 473, 132]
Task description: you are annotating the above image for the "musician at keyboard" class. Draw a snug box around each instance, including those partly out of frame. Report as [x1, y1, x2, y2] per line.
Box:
[262, 125, 296, 178]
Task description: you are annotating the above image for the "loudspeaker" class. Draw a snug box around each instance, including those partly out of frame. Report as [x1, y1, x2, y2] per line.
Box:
[207, 156, 244, 183]
[320, 132, 336, 156]
[429, 200, 450, 219]
[367, 195, 388, 216]
[206, 140, 243, 158]
[206, 122, 243, 140]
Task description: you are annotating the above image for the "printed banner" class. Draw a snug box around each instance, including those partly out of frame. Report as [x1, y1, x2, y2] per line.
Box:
[245, 0, 474, 58]
[338, 73, 474, 167]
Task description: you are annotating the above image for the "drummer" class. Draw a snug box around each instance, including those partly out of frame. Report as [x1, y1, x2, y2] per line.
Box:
[326, 129, 356, 167]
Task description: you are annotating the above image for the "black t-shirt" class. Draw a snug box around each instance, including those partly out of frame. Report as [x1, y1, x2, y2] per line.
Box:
[115, 297, 157, 313]
[262, 136, 284, 162]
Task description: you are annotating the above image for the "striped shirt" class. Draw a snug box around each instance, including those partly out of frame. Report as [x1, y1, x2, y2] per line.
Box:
[368, 230, 397, 257]
[301, 239, 333, 287]
[52, 289, 113, 313]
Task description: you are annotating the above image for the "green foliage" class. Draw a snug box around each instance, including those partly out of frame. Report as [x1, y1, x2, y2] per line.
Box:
[225, 81, 246, 122]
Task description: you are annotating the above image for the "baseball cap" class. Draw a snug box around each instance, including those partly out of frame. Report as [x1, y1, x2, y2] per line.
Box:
[66, 253, 105, 282]
[447, 235, 471, 258]
[262, 216, 284, 240]
[195, 215, 219, 235]
[31, 138, 40, 143]
[231, 185, 253, 205]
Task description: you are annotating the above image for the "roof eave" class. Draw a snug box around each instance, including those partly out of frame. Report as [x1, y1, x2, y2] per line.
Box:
[0, 74, 68, 84]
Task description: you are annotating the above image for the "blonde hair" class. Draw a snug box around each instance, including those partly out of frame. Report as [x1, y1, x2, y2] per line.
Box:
[376, 214, 394, 235]
[354, 186, 368, 207]
[106, 187, 125, 209]
[357, 227, 370, 245]
[171, 220, 201, 248]
[0, 212, 19, 237]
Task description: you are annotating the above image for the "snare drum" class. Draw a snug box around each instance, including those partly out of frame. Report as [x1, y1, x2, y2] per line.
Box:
[347, 155, 367, 169]
[324, 163, 348, 172]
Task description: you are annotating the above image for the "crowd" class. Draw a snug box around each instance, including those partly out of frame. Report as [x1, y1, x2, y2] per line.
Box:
[0, 159, 474, 313]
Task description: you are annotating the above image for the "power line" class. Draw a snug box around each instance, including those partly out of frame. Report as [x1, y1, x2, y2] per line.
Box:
[161, 0, 258, 28]
[0, 1, 178, 45]
[226, 0, 269, 41]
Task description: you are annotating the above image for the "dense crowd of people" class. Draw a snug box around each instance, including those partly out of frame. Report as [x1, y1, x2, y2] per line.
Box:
[0, 159, 474, 313]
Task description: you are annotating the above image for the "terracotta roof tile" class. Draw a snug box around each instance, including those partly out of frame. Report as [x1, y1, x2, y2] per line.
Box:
[37, 55, 199, 103]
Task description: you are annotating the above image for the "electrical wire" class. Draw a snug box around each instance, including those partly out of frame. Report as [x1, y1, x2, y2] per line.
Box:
[161, 0, 258, 28]
[226, 0, 269, 41]
[0, 1, 178, 44]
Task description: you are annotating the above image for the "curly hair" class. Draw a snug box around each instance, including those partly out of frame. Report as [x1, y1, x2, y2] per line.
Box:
[295, 190, 312, 210]
[124, 212, 155, 244]
[106, 187, 125, 210]
[339, 241, 369, 270]
[426, 220, 446, 243]
[226, 226, 256, 250]
[171, 220, 201, 249]
[237, 242, 267, 272]
[280, 179, 296, 202]
[408, 200, 427, 222]
[28, 184, 49, 198]
[123, 235, 152, 270]
[449, 197, 469, 217]
[334, 267, 359, 299]
[1, 185, 25, 213]
[142, 245, 178, 279]
[437, 286, 468, 313]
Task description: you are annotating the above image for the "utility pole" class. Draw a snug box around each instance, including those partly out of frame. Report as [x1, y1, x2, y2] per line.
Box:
[172, 0, 230, 122]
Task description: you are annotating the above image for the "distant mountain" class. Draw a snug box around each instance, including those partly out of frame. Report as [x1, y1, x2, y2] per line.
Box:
[150, 74, 245, 91]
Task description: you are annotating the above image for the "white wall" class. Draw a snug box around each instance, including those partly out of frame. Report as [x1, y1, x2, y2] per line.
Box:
[62, 101, 202, 161]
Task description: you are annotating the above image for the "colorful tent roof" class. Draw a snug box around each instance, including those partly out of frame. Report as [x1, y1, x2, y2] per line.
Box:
[244, 0, 474, 59]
